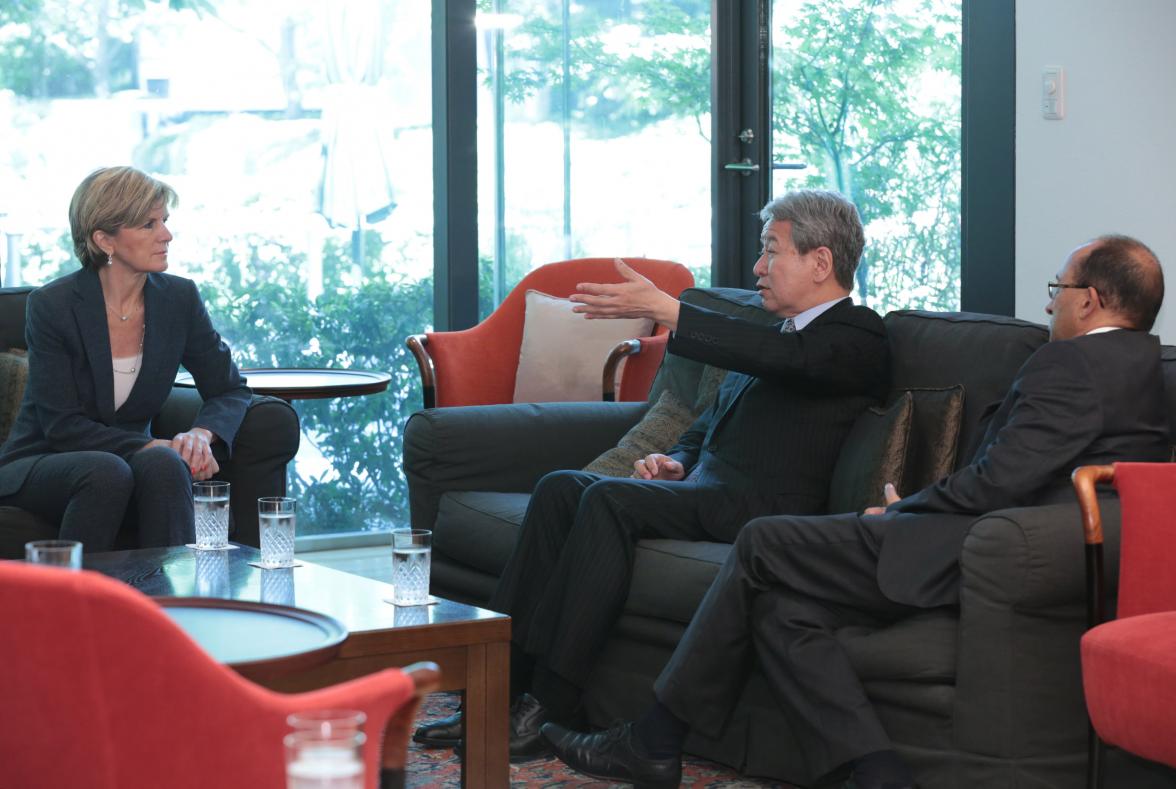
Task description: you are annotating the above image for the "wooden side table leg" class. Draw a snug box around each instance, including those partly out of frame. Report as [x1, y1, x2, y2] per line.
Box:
[484, 640, 510, 785]
[461, 641, 510, 788]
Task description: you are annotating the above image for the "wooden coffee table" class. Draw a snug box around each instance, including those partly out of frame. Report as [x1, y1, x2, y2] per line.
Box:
[84, 544, 509, 788]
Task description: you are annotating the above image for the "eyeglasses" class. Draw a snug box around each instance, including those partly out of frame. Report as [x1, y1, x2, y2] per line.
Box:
[1047, 281, 1089, 300]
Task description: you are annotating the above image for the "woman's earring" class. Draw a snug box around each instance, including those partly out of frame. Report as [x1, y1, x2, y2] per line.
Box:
[106, 254, 113, 266]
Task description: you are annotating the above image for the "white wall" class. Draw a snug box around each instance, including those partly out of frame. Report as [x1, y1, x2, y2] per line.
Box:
[1015, 0, 1176, 341]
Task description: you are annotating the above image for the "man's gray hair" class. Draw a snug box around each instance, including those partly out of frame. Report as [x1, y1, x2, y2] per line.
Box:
[759, 190, 864, 290]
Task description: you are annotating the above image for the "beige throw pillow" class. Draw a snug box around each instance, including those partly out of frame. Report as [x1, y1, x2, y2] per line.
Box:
[512, 290, 654, 403]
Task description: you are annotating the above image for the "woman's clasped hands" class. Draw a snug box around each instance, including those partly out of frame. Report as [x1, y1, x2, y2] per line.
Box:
[140, 428, 219, 480]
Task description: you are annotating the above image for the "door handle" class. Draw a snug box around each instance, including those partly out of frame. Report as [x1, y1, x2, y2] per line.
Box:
[723, 158, 760, 175]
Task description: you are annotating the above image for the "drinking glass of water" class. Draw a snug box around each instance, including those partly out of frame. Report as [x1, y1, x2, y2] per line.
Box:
[259, 496, 297, 568]
[391, 529, 431, 606]
[284, 730, 365, 789]
[193, 481, 230, 549]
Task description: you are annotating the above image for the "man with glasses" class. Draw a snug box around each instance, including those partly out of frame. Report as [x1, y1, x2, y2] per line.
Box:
[541, 234, 1169, 789]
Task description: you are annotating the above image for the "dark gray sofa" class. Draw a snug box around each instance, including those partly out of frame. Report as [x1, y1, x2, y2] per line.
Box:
[404, 289, 1176, 787]
[0, 285, 301, 557]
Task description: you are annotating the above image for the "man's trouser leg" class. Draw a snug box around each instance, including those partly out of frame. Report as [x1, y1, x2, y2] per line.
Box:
[522, 476, 747, 686]
[489, 470, 601, 643]
[654, 512, 924, 782]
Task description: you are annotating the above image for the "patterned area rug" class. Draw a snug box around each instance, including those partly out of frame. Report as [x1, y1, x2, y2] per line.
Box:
[406, 692, 795, 787]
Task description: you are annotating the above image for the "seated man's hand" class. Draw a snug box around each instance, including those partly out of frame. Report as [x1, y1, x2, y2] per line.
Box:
[863, 482, 901, 515]
[569, 258, 682, 330]
[632, 453, 686, 481]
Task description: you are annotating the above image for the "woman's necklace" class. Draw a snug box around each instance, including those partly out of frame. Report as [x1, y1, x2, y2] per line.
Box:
[105, 301, 142, 322]
[112, 321, 146, 375]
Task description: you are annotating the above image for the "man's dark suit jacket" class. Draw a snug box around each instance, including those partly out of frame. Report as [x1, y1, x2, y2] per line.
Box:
[879, 328, 1169, 607]
[664, 297, 891, 516]
[0, 267, 250, 497]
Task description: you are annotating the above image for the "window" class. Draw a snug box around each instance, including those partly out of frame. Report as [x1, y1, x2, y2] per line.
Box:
[770, 0, 962, 312]
[474, 0, 712, 317]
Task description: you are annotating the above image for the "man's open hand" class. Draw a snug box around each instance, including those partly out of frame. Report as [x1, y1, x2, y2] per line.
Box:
[569, 258, 681, 330]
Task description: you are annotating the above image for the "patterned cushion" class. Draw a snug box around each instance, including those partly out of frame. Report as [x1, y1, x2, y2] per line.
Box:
[826, 385, 965, 514]
[0, 349, 28, 445]
[827, 392, 915, 513]
[583, 365, 730, 478]
[901, 385, 965, 491]
[583, 389, 695, 476]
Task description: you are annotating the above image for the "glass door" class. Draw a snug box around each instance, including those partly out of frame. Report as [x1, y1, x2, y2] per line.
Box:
[770, 0, 962, 312]
[475, 0, 713, 318]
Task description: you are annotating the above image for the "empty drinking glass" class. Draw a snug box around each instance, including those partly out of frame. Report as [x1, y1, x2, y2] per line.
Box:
[193, 480, 230, 549]
[391, 529, 431, 606]
[259, 497, 297, 568]
[25, 540, 82, 570]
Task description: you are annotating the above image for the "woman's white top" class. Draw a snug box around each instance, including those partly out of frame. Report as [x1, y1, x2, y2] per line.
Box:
[112, 355, 142, 410]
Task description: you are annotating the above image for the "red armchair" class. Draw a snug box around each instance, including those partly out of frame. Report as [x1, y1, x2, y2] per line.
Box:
[406, 257, 694, 408]
[1073, 463, 1176, 789]
[0, 562, 439, 789]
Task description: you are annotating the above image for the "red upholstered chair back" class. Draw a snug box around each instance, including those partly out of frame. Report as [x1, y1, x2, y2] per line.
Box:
[0, 563, 414, 789]
[423, 257, 694, 407]
[1113, 462, 1176, 619]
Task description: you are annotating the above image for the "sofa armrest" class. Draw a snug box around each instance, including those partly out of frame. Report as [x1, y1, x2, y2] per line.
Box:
[154, 388, 300, 547]
[403, 400, 648, 531]
[960, 500, 1120, 610]
[952, 500, 1121, 758]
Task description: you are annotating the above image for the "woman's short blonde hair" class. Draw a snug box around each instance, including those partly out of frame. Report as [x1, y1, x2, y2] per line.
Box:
[69, 166, 178, 269]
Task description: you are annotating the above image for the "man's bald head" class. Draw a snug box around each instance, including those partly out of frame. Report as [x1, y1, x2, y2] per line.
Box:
[1073, 235, 1164, 331]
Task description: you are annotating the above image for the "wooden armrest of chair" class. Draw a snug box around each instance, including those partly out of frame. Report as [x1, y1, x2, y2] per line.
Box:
[603, 339, 642, 401]
[1072, 464, 1116, 629]
[379, 661, 441, 786]
[406, 335, 436, 409]
[603, 333, 670, 402]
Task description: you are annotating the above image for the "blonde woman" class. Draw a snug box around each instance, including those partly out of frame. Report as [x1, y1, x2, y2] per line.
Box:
[0, 166, 250, 550]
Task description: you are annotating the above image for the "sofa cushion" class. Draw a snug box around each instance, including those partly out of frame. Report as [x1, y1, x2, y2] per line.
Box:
[826, 392, 914, 514]
[841, 609, 958, 683]
[512, 290, 653, 403]
[883, 311, 1048, 467]
[902, 385, 965, 492]
[0, 349, 28, 445]
[433, 491, 529, 576]
[626, 538, 730, 624]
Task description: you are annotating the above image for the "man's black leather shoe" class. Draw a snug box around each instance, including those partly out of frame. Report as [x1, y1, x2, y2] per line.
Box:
[454, 693, 554, 763]
[541, 720, 681, 788]
[412, 709, 463, 747]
